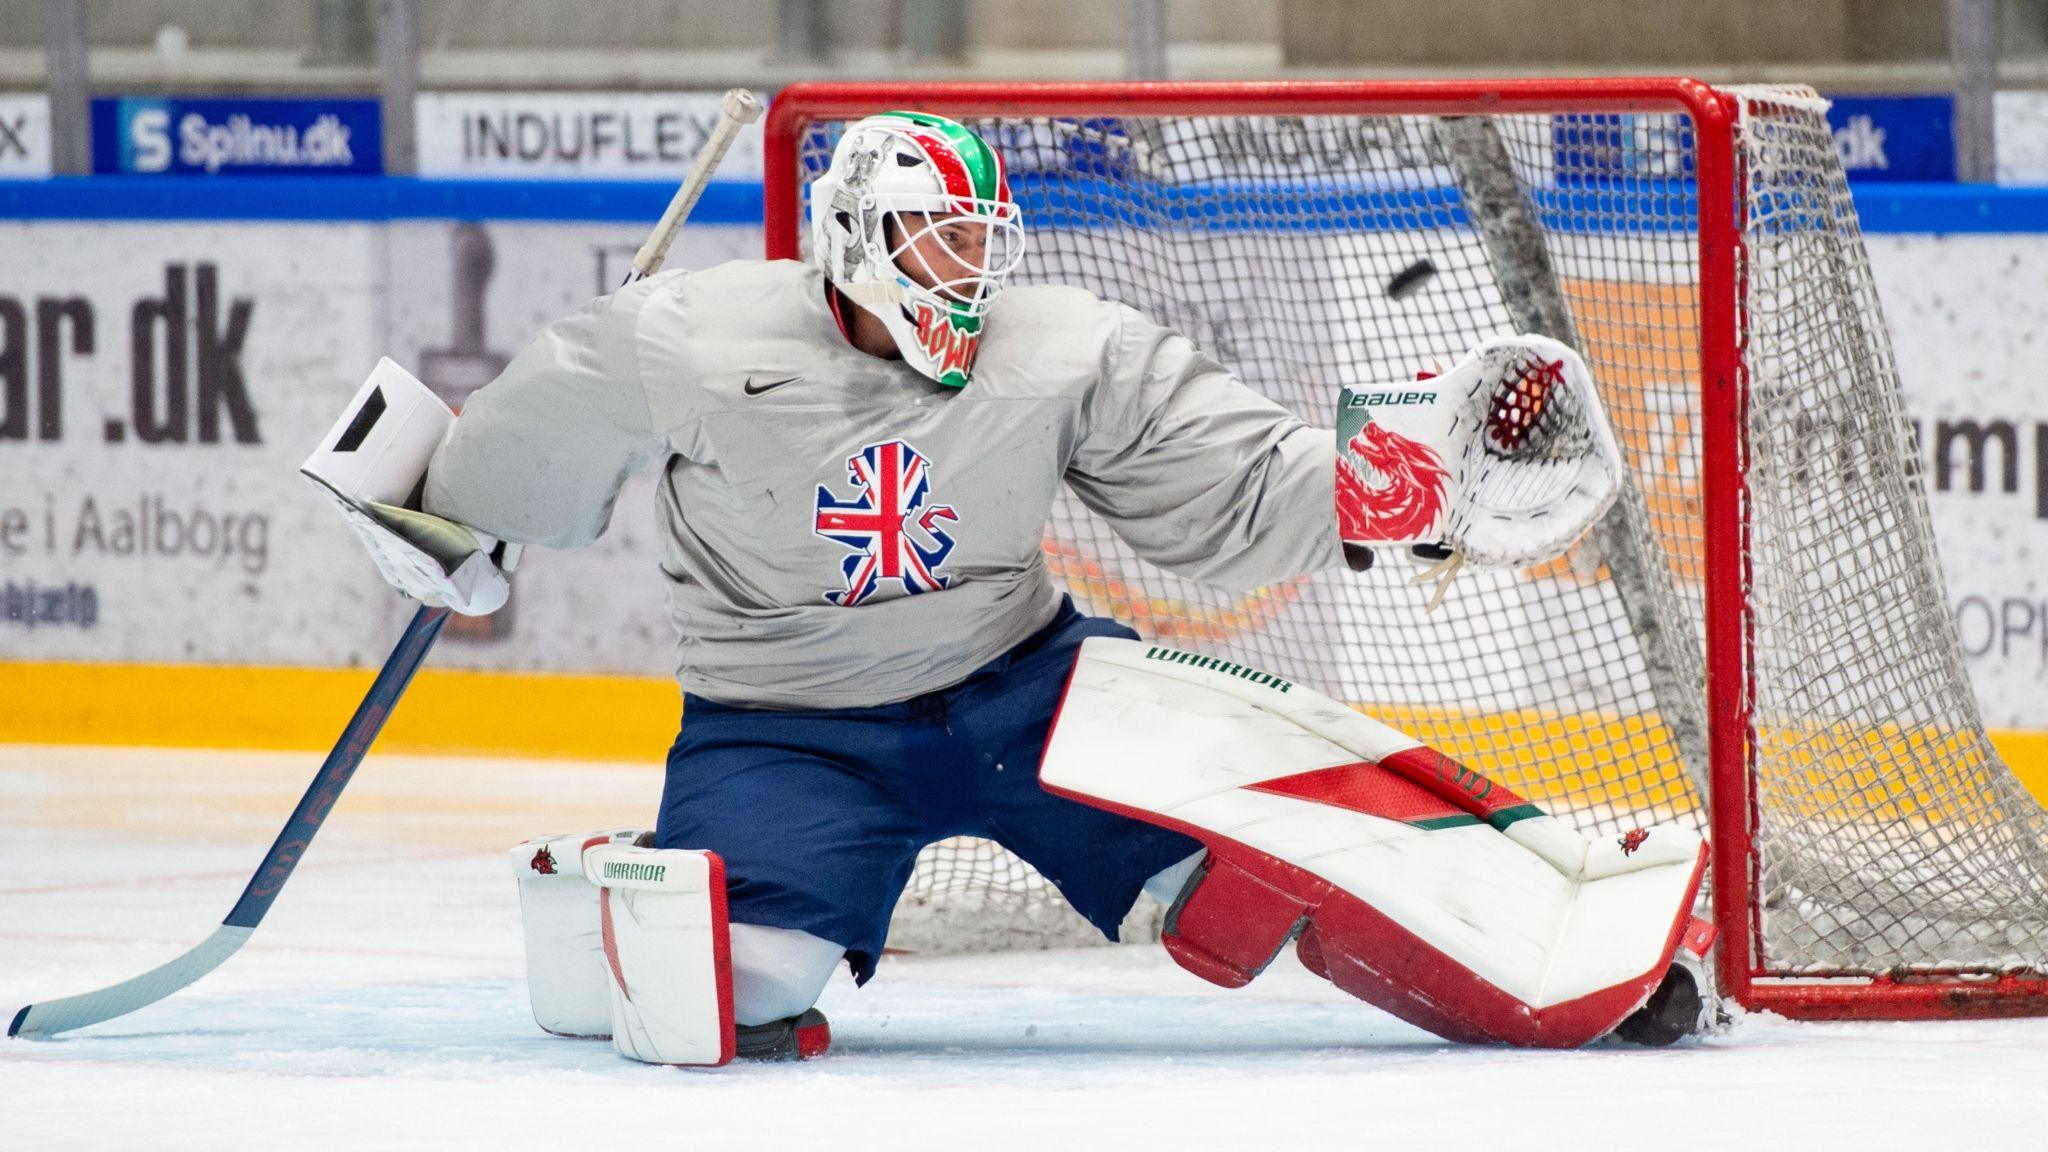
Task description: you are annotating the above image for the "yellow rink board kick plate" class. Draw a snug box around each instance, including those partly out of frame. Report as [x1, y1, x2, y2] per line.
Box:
[0, 660, 681, 763]
[1, 660, 2044, 812]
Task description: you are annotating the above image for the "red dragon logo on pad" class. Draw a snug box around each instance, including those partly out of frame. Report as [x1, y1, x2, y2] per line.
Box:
[1336, 423, 1449, 542]
[530, 846, 558, 875]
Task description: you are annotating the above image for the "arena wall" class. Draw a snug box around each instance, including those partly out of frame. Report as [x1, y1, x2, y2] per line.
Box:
[0, 178, 2043, 802]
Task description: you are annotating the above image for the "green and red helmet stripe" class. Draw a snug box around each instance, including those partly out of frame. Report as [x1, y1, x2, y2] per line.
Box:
[873, 111, 1010, 211]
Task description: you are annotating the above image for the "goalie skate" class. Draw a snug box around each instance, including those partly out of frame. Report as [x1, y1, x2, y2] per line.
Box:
[735, 1008, 833, 1062]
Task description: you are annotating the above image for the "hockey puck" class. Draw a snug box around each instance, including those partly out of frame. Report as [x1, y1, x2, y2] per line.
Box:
[1385, 258, 1437, 300]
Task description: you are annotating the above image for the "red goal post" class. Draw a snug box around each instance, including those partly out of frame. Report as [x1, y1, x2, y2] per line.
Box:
[761, 80, 2048, 1022]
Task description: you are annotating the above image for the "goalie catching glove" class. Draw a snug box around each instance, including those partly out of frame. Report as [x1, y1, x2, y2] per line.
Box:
[302, 358, 520, 616]
[1334, 334, 1622, 607]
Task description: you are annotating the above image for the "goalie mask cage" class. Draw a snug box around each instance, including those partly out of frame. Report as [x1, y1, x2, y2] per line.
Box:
[762, 79, 2048, 1022]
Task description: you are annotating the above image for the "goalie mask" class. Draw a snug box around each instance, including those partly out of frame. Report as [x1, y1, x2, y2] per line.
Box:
[810, 111, 1025, 389]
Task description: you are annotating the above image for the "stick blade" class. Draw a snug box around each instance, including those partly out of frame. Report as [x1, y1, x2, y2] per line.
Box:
[8, 925, 252, 1038]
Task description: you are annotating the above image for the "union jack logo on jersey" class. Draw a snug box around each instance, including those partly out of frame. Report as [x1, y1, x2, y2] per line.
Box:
[814, 439, 960, 607]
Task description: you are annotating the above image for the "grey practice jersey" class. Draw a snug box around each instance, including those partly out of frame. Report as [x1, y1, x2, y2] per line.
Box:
[425, 260, 1342, 709]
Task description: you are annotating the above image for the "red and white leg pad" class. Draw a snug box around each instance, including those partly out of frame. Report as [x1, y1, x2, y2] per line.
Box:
[509, 829, 646, 1038]
[584, 843, 736, 1067]
[1042, 638, 1708, 1049]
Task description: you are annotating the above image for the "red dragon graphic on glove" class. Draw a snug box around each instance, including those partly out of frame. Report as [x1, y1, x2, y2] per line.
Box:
[1335, 422, 1451, 542]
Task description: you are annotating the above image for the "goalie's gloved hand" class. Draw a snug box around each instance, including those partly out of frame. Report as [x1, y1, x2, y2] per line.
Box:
[1332, 334, 1620, 573]
[303, 359, 522, 617]
[337, 498, 522, 616]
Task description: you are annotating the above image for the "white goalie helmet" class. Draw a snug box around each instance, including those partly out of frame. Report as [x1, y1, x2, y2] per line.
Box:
[809, 111, 1026, 388]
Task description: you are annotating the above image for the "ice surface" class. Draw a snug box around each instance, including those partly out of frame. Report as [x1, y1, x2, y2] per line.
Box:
[5, 744, 2047, 1150]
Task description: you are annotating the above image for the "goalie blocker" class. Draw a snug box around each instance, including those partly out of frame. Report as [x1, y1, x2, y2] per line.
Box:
[301, 358, 520, 616]
[1041, 638, 1710, 1048]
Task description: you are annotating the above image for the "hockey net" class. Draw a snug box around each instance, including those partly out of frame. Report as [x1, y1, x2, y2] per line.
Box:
[766, 80, 2048, 1017]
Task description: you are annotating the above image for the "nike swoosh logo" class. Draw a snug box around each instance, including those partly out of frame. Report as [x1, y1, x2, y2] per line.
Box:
[743, 375, 802, 396]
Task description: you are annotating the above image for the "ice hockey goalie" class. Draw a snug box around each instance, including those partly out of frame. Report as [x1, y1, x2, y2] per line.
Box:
[311, 108, 1705, 1065]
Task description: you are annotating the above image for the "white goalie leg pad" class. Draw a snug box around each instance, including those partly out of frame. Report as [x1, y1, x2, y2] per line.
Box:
[301, 358, 518, 615]
[1040, 637, 1706, 1048]
[509, 829, 645, 1038]
[585, 844, 736, 1067]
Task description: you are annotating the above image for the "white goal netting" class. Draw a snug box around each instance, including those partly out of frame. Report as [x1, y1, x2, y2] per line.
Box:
[787, 86, 2048, 982]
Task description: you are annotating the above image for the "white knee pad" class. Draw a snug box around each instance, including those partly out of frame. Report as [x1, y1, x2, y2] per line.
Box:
[509, 829, 644, 1038]
[729, 923, 845, 1027]
[1142, 849, 1207, 908]
[585, 843, 736, 1066]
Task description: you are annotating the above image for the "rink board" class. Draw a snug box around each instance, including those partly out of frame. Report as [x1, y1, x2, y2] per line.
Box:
[0, 193, 2042, 756]
[2, 657, 2042, 814]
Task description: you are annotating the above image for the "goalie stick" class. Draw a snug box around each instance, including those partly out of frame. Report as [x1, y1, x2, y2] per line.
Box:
[8, 87, 764, 1041]
[9, 605, 449, 1039]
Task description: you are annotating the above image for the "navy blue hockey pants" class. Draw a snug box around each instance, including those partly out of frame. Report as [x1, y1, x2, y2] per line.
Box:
[656, 597, 1201, 982]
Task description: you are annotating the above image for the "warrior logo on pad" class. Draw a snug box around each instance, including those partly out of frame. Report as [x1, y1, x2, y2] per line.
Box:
[814, 439, 960, 607]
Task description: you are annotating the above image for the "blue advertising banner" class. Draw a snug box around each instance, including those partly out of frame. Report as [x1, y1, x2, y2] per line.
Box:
[1826, 94, 1955, 184]
[90, 97, 382, 177]
[1550, 95, 1955, 187]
